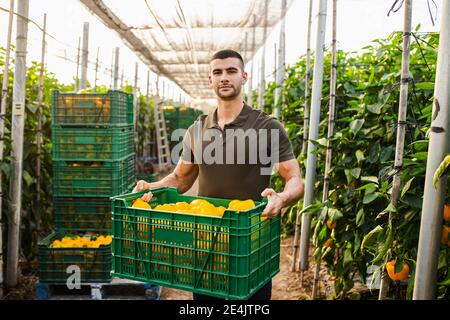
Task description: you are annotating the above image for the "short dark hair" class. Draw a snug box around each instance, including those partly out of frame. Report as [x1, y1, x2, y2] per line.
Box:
[210, 49, 244, 70]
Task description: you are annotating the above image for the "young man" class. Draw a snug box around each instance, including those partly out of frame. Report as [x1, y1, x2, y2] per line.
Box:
[133, 49, 304, 300]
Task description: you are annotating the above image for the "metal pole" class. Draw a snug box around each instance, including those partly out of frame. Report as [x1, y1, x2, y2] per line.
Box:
[36, 12, 47, 232]
[274, 0, 287, 119]
[110, 48, 114, 89]
[0, 0, 15, 297]
[301, 0, 314, 156]
[162, 80, 165, 100]
[244, 31, 248, 100]
[134, 62, 139, 154]
[75, 37, 81, 92]
[113, 47, 119, 90]
[248, 15, 257, 107]
[120, 69, 124, 89]
[156, 75, 160, 97]
[274, 43, 277, 82]
[312, 0, 338, 299]
[93, 47, 99, 92]
[298, 0, 328, 273]
[295, 0, 314, 273]
[80, 22, 89, 90]
[378, 0, 413, 300]
[146, 70, 151, 157]
[413, 0, 450, 300]
[258, 0, 269, 111]
[6, 0, 29, 288]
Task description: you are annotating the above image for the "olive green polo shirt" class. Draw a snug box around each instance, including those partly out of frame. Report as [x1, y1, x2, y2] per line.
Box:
[181, 103, 295, 201]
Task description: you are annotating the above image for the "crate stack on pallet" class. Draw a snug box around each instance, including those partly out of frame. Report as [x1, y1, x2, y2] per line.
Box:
[38, 90, 136, 285]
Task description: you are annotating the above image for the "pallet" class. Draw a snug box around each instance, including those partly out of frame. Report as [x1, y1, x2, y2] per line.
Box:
[36, 278, 161, 300]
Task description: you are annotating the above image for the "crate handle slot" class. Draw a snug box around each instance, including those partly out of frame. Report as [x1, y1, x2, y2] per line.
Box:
[127, 206, 151, 279]
[194, 217, 226, 289]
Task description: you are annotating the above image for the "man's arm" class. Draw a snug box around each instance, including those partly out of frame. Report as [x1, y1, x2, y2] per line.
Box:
[133, 159, 199, 201]
[261, 159, 304, 218]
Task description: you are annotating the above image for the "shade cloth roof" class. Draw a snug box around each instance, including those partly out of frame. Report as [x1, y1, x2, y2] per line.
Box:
[80, 0, 293, 99]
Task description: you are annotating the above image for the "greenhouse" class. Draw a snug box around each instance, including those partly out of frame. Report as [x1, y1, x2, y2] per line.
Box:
[0, 0, 448, 306]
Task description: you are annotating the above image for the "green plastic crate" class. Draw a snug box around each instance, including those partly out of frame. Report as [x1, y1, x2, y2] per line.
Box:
[164, 107, 203, 137]
[126, 93, 134, 125]
[54, 197, 112, 232]
[135, 172, 158, 182]
[38, 231, 112, 284]
[52, 125, 134, 161]
[52, 155, 135, 197]
[52, 90, 133, 126]
[111, 187, 280, 300]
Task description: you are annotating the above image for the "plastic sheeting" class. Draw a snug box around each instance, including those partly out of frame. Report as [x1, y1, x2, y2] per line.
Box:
[80, 0, 293, 99]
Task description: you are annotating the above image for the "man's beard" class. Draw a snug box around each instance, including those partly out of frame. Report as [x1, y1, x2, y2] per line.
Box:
[215, 85, 241, 101]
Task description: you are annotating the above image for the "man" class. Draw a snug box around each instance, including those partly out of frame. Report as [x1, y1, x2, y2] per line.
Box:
[133, 49, 304, 300]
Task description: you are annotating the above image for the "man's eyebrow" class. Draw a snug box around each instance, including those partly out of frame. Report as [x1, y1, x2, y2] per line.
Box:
[212, 67, 239, 72]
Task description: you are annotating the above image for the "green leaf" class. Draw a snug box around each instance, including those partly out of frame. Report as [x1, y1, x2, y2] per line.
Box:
[318, 225, 328, 243]
[368, 141, 381, 163]
[297, 202, 324, 217]
[363, 192, 379, 204]
[356, 208, 365, 227]
[343, 248, 353, 266]
[328, 208, 343, 223]
[356, 183, 378, 192]
[401, 177, 415, 199]
[411, 152, 429, 161]
[350, 168, 361, 179]
[361, 226, 383, 252]
[415, 82, 435, 90]
[0, 162, 11, 179]
[433, 155, 450, 187]
[26, 103, 38, 114]
[361, 176, 379, 184]
[318, 206, 329, 222]
[367, 103, 383, 114]
[380, 145, 395, 163]
[350, 119, 365, 135]
[23, 170, 33, 187]
[355, 150, 365, 163]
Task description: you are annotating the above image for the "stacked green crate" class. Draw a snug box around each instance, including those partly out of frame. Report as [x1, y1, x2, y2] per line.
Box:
[163, 106, 203, 151]
[38, 90, 136, 284]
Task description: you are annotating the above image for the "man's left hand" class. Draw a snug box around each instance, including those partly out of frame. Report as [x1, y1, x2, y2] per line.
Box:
[261, 188, 285, 219]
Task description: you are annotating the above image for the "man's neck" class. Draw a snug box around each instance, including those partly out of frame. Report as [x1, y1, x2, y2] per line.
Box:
[216, 97, 244, 126]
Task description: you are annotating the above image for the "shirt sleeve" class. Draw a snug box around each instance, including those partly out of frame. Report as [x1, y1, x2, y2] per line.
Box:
[268, 118, 295, 163]
[181, 125, 195, 163]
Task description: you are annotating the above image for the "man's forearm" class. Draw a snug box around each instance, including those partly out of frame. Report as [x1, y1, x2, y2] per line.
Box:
[152, 172, 191, 193]
[278, 176, 304, 208]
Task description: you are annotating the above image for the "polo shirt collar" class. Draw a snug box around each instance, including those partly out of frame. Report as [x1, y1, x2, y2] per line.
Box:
[206, 103, 252, 129]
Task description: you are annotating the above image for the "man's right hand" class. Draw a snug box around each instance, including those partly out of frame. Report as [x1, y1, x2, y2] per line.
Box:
[132, 180, 160, 202]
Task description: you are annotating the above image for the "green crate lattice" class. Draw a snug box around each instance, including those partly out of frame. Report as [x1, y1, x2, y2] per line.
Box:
[38, 231, 112, 284]
[111, 187, 280, 300]
[54, 197, 112, 232]
[52, 155, 135, 197]
[52, 125, 134, 161]
[52, 90, 133, 126]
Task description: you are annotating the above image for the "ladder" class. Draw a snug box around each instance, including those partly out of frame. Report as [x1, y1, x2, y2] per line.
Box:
[153, 97, 172, 171]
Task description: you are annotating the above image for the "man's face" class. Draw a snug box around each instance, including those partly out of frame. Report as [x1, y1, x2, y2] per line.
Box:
[209, 57, 248, 101]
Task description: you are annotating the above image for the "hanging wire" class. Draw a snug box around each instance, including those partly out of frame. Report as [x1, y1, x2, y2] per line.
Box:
[387, 0, 438, 26]
[426, 0, 438, 26]
[387, 0, 405, 16]
[0, 5, 80, 52]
